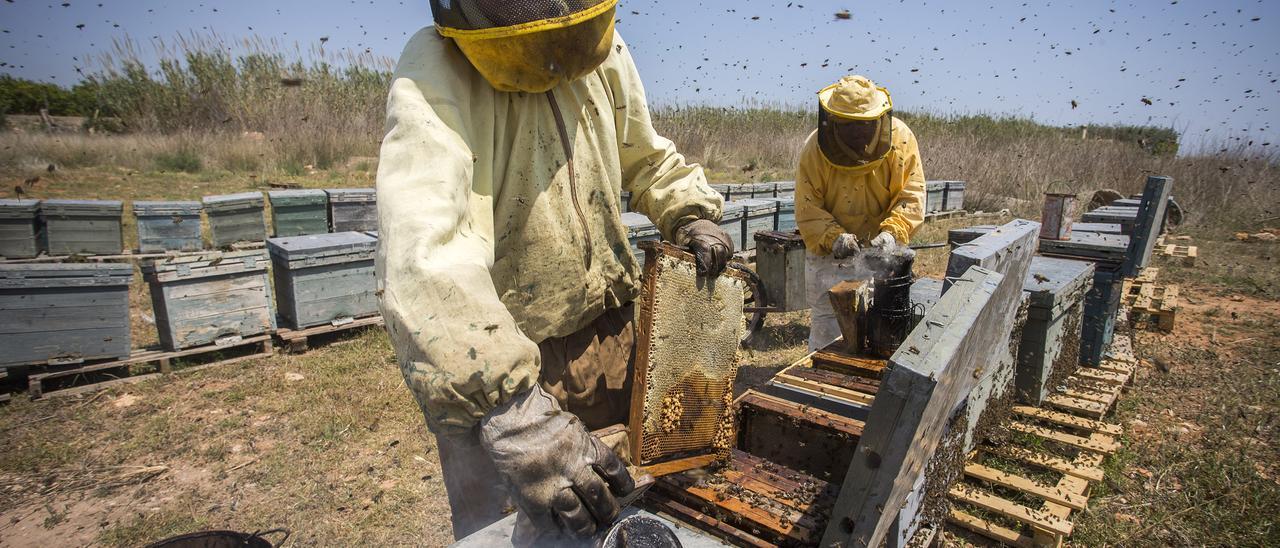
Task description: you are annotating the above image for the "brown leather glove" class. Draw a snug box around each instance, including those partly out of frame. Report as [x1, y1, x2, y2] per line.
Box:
[674, 219, 734, 277]
[479, 385, 636, 539]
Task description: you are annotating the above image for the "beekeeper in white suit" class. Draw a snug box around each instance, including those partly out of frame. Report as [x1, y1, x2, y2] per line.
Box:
[374, 0, 736, 541]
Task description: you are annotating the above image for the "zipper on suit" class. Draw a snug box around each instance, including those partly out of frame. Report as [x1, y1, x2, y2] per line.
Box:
[546, 90, 594, 270]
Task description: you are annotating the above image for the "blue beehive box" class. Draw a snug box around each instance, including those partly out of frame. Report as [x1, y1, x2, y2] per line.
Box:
[39, 199, 124, 255]
[760, 197, 796, 233]
[774, 181, 796, 199]
[943, 181, 966, 211]
[718, 202, 746, 253]
[1018, 256, 1094, 403]
[143, 250, 275, 351]
[269, 189, 329, 237]
[737, 198, 777, 251]
[925, 181, 945, 213]
[203, 192, 267, 248]
[621, 212, 659, 260]
[0, 199, 41, 259]
[134, 201, 203, 253]
[326, 188, 377, 233]
[267, 232, 378, 329]
[0, 262, 133, 366]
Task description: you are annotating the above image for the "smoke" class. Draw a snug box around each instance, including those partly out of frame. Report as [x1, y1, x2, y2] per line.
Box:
[834, 243, 916, 282]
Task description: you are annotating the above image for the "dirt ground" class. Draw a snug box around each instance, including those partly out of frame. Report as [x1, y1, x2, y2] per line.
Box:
[2, 222, 1278, 546]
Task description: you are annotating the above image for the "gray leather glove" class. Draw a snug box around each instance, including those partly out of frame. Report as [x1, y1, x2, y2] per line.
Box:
[832, 233, 861, 259]
[479, 385, 636, 539]
[675, 218, 734, 277]
[869, 230, 897, 249]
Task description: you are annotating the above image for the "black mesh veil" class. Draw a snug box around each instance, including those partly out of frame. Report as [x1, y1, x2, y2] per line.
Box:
[430, 0, 611, 31]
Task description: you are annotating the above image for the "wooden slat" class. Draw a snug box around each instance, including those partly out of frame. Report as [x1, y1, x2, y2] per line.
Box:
[642, 454, 719, 478]
[646, 493, 773, 548]
[948, 508, 1035, 548]
[964, 463, 1087, 510]
[1096, 360, 1136, 376]
[773, 370, 876, 406]
[948, 485, 1073, 537]
[1074, 367, 1128, 386]
[1044, 393, 1107, 419]
[987, 445, 1105, 483]
[1063, 386, 1117, 407]
[1009, 421, 1119, 454]
[1012, 405, 1122, 436]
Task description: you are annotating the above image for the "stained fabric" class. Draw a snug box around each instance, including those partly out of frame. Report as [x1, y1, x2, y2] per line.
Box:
[376, 28, 722, 437]
[795, 116, 926, 255]
[805, 252, 845, 352]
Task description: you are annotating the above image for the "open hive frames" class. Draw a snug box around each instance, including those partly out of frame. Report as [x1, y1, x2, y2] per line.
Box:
[629, 242, 751, 473]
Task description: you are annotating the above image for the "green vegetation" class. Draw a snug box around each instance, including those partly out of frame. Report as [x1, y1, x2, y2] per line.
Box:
[0, 75, 109, 117]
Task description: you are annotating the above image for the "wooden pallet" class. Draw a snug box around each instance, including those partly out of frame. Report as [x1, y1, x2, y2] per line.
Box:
[1123, 284, 1178, 332]
[26, 334, 274, 399]
[948, 402, 1122, 547]
[925, 209, 968, 221]
[275, 314, 384, 352]
[1158, 244, 1197, 267]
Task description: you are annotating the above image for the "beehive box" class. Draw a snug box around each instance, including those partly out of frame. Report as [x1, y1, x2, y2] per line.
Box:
[267, 232, 378, 329]
[1039, 230, 1130, 264]
[1080, 263, 1124, 367]
[943, 180, 966, 211]
[754, 231, 807, 312]
[1070, 222, 1123, 234]
[1018, 256, 1094, 404]
[0, 199, 41, 259]
[621, 212, 659, 259]
[618, 190, 631, 213]
[142, 250, 275, 351]
[326, 188, 377, 232]
[926, 181, 945, 213]
[1080, 206, 1137, 234]
[737, 198, 777, 251]
[203, 192, 267, 248]
[746, 181, 776, 198]
[0, 263, 132, 367]
[39, 199, 124, 255]
[268, 189, 329, 237]
[775, 180, 796, 199]
[134, 201, 203, 253]
[717, 202, 745, 252]
[946, 224, 997, 248]
[773, 196, 797, 232]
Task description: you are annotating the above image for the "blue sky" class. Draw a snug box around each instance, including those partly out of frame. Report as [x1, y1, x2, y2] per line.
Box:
[1, 0, 1277, 150]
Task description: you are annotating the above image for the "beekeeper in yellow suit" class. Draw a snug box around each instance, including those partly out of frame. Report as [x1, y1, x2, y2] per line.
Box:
[375, 0, 735, 542]
[796, 75, 926, 351]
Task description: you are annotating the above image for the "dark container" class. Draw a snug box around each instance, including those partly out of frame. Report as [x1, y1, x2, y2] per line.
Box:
[1040, 192, 1077, 241]
[754, 231, 807, 312]
[326, 188, 378, 233]
[863, 248, 917, 358]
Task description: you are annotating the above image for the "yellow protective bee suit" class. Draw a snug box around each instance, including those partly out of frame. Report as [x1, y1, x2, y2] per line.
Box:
[795, 116, 926, 254]
[376, 27, 722, 438]
[796, 116, 926, 350]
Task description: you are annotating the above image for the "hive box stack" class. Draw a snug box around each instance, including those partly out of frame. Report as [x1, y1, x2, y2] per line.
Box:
[267, 232, 378, 329]
[38, 199, 124, 255]
[203, 192, 267, 248]
[0, 199, 41, 259]
[926, 181, 945, 214]
[1017, 256, 1095, 405]
[1040, 230, 1130, 366]
[1080, 206, 1138, 234]
[326, 188, 378, 233]
[737, 198, 777, 251]
[268, 189, 329, 237]
[133, 201, 203, 253]
[0, 263, 133, 367]
[717, 202, 745, 251]
[753, 231, 807, 312]
[943, 180, 966, 211]
[142, 250, 276, 351]
[621, 212, 659, 259]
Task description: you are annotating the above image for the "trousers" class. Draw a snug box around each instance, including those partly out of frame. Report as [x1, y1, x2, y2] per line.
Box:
[434, 304, 636, 539]
[805, 252, 848, 352]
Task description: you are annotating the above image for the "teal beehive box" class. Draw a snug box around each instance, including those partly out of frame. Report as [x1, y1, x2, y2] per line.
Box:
[142, 250, 275, 351]
[0, 262, 133, 366]
[269, 189, 329, 237]
[134, 200, 203, 253]
[267, 231, 378, 329]
[203, 192, 267, 248]
[0, 199, 41, 258]
[39, 199, 124, 255]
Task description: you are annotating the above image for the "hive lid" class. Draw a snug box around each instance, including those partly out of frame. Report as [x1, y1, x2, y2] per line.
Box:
[736, 198, 777, 213]
[754, 230, 805, 249]
[268, 189, 327, 207]
[925, 181, 946, 191]
[1070, 222, 1123, 234]
[0, 262, 132, 288]
[0, 199, 39, 217]
[325, 188, 375, 200]
[39, 199, 124, 214]
[944, 180, 966, 189]
[203, 192, 264, 209]
[1023, 255, 1095, 311]
[133, 200, 202, 215]
[142, 249, 268, 277]
[267, 231, 376, 263]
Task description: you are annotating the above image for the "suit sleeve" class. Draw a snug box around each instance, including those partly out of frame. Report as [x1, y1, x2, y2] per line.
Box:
[607, 33, 724, 239]
[376, 30, 540, 437]
[879, 123, 926, 244]
[795, 135, 845, 255]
